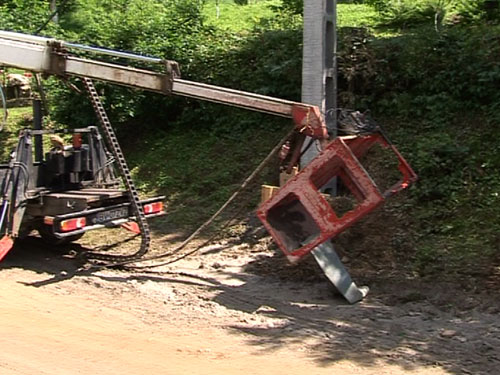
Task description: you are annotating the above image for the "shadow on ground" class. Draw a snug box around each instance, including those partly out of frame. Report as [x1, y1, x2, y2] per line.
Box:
[210, 257, 500, 375]
[2, 235, 499, 375]
[0, 237, 86, 280]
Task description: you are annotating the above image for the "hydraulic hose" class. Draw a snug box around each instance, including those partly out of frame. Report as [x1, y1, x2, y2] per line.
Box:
[0, 84, 7, 131]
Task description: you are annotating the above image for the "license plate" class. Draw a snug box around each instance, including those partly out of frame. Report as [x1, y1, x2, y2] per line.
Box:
[91, 207, 129, 225]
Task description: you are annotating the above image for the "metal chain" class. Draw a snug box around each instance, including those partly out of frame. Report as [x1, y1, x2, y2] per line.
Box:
[82, 78, 151, 262]
[82, 127, 296, 272]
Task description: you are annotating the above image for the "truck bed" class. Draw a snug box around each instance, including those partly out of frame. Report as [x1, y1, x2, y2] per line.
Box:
[26, 188, 129, 217]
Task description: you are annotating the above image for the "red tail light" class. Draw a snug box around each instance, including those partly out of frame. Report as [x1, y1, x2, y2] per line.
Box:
[60, 217, 86, 232]
[73, 133, 82, 149]
[143, 202, 163, 214]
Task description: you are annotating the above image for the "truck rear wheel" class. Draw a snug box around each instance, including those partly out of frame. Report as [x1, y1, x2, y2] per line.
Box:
[38, 225, 84, 246]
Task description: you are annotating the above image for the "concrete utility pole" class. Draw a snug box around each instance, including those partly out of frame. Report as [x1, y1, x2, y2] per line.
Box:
[302, 0, 368, 304]
[301, 0, 336, 167]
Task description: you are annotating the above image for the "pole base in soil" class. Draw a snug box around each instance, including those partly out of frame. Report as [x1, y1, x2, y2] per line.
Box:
[312, 241, 368, 304]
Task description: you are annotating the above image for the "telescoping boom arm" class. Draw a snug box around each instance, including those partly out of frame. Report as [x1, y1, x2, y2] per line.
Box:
[0, 31, 327, 139]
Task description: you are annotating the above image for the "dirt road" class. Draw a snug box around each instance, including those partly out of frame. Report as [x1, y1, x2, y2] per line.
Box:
[1, 236, 499, 374]
[3, 279, 346, 375]
[0, 276, 441, 375]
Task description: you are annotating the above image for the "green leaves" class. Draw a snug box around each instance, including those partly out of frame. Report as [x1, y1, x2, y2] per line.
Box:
[366, 0, 497, 28]
[0, 0, 61, 34]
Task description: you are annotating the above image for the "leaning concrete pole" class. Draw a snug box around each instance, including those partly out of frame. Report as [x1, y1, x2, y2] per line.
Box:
[301, 0, 336, 166]
[302, 0, 368, 303]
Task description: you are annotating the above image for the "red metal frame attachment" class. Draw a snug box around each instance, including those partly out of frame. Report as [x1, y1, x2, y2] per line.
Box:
[257, 133, 417, 263]
[291, 104, 328, 139]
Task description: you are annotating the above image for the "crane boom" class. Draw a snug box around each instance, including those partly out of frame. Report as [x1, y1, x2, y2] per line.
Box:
[0, 31, 418, 306]
[0, 31, 327, 138]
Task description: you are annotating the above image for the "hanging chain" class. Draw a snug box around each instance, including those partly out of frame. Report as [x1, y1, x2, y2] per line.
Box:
[82, 78, 151, 262]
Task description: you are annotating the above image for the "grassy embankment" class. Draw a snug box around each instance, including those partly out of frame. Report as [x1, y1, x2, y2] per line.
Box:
[131, 1, 500, 279]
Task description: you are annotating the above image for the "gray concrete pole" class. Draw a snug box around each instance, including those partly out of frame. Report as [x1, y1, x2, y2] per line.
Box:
[302, 0, 369, 303]
[301, 0, 336, 167]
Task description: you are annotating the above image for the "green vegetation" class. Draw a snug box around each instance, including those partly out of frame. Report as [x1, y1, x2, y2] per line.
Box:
[0, 0, 499, 278]
[0, 107, 32, 161]
[338, 4, 378, 28]
[203, 0, 280, 31]
[126, 113, 286, 227]
[366, 0, 497, 27]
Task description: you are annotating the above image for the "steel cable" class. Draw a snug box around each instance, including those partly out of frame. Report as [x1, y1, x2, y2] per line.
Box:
[0, 84, 7, 131]
[86, 126, 295, 271]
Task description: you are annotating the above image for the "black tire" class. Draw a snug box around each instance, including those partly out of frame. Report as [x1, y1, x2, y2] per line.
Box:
[38, 225, 84, 246]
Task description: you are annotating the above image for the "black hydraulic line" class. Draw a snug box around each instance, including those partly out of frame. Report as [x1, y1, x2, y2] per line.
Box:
[0, 84, 6, 131]
[33, 99, 43, 163]
[82, 78, 151, 262]
[85, 126, 295, 271]
[33, 74, 50, 117]
[34, 0, 71, 35]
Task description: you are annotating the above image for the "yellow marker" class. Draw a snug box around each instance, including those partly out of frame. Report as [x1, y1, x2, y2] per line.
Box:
[49, 135, 64, 149]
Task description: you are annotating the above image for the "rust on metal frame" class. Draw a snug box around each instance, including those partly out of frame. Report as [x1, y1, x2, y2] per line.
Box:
[257, 133, 417, 262]
[291, 104, 328, 139]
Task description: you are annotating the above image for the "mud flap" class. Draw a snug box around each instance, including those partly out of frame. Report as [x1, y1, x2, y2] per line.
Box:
[0, 235, 14, 261]
[121, 221, 140, 234]
[312, 241, 368, 304]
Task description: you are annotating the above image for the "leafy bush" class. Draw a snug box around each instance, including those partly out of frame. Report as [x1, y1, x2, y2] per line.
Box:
[366, 0, 498, 28]
[274, 0, 303, 15]
[335, 25, 500, 124]
[42, 0, 206, 127]
[203, 0, 280, 31]
[0, 0, 62, 34]
[43, 0, 304, 132]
